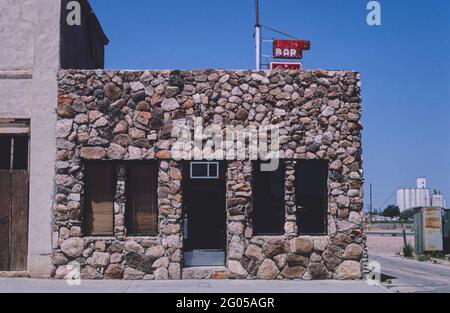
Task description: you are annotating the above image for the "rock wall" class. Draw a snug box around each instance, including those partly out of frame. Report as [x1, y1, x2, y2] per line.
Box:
[54, 69, 365, 280]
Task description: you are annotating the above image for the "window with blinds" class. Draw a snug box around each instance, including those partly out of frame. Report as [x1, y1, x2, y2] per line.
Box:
[84, 163, 115, 235]
[126, 163, 158, 236]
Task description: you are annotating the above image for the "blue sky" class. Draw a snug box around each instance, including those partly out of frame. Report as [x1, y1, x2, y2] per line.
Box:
[90, 0, 450, 211]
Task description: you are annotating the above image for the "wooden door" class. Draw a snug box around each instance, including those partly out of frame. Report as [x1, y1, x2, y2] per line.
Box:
[0, 133, 29, 271]
[0, 170, 11, 271]
[0, 170, 29, 271]
[10, 170, 29, 270]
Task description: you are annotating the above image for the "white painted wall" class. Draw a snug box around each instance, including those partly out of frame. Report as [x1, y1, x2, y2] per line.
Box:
[0, 0, 36, 71]
[0, 0, 61, 277]
[27, 0, 61, 278]
[0, 0, 37, 119]
[0, 78, 32, 118]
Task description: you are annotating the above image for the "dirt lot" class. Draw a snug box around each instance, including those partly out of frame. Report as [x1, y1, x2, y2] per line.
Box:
[367, 235, 415, 256]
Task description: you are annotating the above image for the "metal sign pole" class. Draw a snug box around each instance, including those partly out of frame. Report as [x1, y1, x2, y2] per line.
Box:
[255, 0, 261, 71]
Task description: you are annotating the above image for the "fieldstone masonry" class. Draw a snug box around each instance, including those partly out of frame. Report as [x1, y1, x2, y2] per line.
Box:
[53, 69, 365, 280]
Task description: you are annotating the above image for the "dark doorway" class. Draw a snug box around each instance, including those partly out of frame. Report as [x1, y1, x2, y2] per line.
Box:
[295, 160, 328, 235]
[182, 161, 227, 267]
[0, 134, 29, 271]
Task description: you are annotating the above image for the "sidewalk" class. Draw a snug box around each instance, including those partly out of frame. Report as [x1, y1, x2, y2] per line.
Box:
[0, 278, 388, 293]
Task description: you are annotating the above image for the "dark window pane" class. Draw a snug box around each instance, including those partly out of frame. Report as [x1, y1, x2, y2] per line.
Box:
[209, 163, 218, 178]
[295, 160, 328, 235]
[84, 163, 115, 235]
[252, 161, 285, 235]
[127, 163, 158, 235]
[12, 136, 28, 170]
[0, 137, 11, 170]
[191, 163, 208, 178]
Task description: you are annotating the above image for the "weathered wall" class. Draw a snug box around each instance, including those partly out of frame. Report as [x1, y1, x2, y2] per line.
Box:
[0, 0, 36, 118]
[54, 69, 365, 280]
[27, 0, 62, 278]
[0, 0, 111, 277]
[0, 74, 32, 118]
[0, 0, 62, 277]
[0, 0, 36, 71]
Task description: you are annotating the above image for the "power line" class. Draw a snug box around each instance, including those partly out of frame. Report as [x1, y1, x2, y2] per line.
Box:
[375, 190, 397, 210]
[261, 25, 300, 40]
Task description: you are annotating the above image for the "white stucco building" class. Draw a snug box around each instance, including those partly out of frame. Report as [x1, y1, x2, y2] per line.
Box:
[0, 0, 107, 277]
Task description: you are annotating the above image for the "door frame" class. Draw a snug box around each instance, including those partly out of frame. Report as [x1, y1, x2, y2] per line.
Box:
[0, 130, 30, 272]
[181, 160, 227, 266]
[294, 159, 329, 236]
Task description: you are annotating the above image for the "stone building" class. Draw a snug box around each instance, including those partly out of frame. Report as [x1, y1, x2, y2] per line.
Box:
[0, 0, 108, 277]
[53, 69, 365, 280]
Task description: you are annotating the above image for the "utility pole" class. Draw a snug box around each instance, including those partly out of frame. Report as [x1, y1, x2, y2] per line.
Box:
[369, 183, 373, 224]
[255, 0, 261, 71]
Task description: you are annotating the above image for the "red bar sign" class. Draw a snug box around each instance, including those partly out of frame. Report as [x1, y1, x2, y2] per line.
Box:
[270, 62, 303, 70]
[273, 40, 310, 59]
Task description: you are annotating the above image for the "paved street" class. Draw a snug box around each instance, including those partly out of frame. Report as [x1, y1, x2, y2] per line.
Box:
[0, 278, 387, 293]
[371, 254, 450, 293]
[367, 233, 450, 293]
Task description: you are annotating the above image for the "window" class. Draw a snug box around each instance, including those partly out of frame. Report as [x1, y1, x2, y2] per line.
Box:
[252, 160, 285, 235]
[0, 137, 11, 170]
[84, 163, 115, 235]
[12, 137, 28, 170]
[295, 160, 328, 235]
[0, 136, 28, 170]
[126, 163, 158, 236]
[190, 162, 219, 179]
